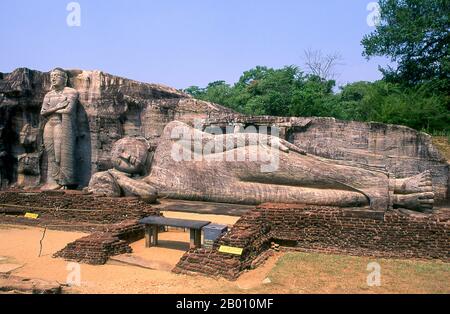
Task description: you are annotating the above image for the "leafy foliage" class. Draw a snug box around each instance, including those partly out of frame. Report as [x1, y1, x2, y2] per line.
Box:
[184, 66, 449, 132]
[336, 80, 449, 131]
[185, 66, 338, 118]
[362, 0, 449, 86]
[184, 0, 449, 133]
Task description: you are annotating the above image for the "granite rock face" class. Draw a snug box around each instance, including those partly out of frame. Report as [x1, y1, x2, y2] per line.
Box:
[89, 121, 437, 211]
[202, 116, 449, 201]
[0, 68, 448, 201]
[0, 68, 233, 189]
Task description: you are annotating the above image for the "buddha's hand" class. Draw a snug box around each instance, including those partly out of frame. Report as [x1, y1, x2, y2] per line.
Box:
[108, 168, 132, 179]
[55, 100, 70, 113]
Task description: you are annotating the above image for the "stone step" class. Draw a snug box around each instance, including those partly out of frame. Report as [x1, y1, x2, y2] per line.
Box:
[108, 254, 173, 271]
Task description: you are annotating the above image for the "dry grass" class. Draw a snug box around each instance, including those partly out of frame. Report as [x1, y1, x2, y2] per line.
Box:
[432, 136, 450, 162]
[226, 252, 450, 294]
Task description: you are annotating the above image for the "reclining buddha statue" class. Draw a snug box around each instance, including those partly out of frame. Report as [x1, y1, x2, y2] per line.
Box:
[88, 121, 434, 212]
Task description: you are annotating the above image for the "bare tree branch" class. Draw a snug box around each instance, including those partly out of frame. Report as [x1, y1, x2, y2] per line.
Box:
[303, 49, 344, 80]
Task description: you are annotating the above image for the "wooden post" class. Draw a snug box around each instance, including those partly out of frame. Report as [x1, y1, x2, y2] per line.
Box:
[145, 225, 151, 248]
[195, 229, 202, 248]
[189, 229, 202, 249]
[152, 225, 159, 246]
[145, 225, 159, 247]
[189, 229, 196, 249]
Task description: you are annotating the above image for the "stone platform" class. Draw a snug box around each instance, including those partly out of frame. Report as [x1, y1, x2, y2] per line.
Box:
[153, 199, 253, 216]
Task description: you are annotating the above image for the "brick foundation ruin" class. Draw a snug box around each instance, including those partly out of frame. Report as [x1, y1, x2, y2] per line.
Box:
[173, 204, 450, 280]
[53, 220, 145, 264]
[0, 190, 159, 265]
[0, 191, 157, 232]
[1, 190, 448, 280]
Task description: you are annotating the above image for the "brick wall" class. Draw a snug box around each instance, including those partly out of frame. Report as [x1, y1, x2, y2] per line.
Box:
[0, 191, 157, 231]
[0, 191, 156, 264]
[173, 210, 272, 280]
[174, 204, 449, 280]
[53, 220, 144, 265]
[260, 204, 449, 260]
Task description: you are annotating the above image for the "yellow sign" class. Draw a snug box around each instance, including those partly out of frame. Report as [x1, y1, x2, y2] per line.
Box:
[24, 213, 39, 219]
[218, 245, 243, 256]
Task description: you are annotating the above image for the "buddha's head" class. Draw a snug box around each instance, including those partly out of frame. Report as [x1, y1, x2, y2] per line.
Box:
[50, 68, 68, 90]
[111, 137, 150, 175]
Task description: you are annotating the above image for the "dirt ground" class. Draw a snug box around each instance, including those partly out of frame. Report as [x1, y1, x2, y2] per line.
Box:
[0, 210, 448, 294]
[0, 212, 272, 294]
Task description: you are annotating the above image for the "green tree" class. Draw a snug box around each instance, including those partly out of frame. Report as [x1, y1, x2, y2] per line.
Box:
[184, 81, 235, 109]
[184, 65, 449, 132]
[362, 0, 450, 86]
[184, 86, 204, 98]
[290, 75, 336, 117]
[184, 65, 338, 117]
[337, 80, 449, 130]
[239, 66, 301, 116]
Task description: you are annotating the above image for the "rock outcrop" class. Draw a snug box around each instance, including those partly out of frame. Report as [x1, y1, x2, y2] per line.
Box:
[0, 68, 234, 188]
[0, 274, 62, 294]
[0, 68, 448, 201]
[202, 116, 449, 201]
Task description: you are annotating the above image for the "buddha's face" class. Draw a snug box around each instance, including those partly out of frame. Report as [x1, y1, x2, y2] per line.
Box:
[50, 70, 67, 90]
[111, 138, 149, 175]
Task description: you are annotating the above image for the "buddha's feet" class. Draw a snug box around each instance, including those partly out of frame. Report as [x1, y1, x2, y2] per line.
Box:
[393, 192, 434, 211]
[41, 183, 62, 191]
[395, 171, 433, 194]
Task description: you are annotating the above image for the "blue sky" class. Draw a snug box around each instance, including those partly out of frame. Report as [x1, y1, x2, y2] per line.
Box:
[0, 0, 390, 89]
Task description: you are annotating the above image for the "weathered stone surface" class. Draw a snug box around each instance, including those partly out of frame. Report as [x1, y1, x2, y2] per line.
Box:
[0, 274, 62, 294]
[0, 68, 233, 189]
[88, 137, 157, 202]
[40, 68, 78, 190]
[0, 68, 448, 203]
[90, 121, 436, 211]
[202, 116, 449, 201]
